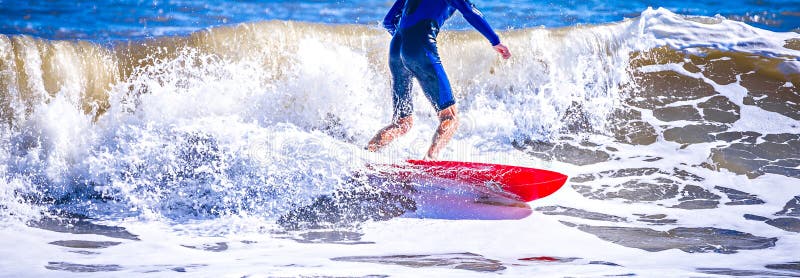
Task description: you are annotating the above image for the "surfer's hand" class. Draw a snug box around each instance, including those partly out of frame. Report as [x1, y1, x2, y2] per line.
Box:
[493, 43, 511, 59]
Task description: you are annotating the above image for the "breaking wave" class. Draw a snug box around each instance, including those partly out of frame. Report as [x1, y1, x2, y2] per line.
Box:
[0, 8, 798, 222]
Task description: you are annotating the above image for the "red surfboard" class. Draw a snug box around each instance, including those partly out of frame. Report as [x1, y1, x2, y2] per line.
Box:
[387, 160, 568, 202]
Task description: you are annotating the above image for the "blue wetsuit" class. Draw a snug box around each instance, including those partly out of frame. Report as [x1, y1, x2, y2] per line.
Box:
[383, 0, 501, 120]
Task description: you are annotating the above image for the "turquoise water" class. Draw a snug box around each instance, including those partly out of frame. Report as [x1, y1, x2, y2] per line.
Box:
[1, 0, 798, 41]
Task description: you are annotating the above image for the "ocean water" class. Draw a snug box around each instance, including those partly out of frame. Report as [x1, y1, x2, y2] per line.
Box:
[1, 0, 799, 41]
[1, 1, 800, 277]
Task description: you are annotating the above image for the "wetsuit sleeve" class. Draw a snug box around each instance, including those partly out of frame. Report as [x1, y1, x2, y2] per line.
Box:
[446, 0, 501, 46]
[383, 0, 404, 35]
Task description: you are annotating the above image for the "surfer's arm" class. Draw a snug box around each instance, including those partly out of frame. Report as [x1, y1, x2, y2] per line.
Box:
[446, 0, 501, 46]
[383, 0, 404, 35]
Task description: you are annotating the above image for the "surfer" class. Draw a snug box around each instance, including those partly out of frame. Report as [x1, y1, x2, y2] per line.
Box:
[367, 0, 511, 160]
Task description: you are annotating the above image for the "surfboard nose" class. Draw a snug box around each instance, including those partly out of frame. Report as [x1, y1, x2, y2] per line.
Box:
[504, 170, 568, 202]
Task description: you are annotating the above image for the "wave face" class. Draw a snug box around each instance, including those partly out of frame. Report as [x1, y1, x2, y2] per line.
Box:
[0, 8, 798, 223]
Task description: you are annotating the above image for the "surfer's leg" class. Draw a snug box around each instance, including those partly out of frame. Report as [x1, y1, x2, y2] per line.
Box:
[422, 59, 458, 160]
[367, 35, 415, 152]
[403, 41, 457, 159]
[426, 105, 459, 160]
